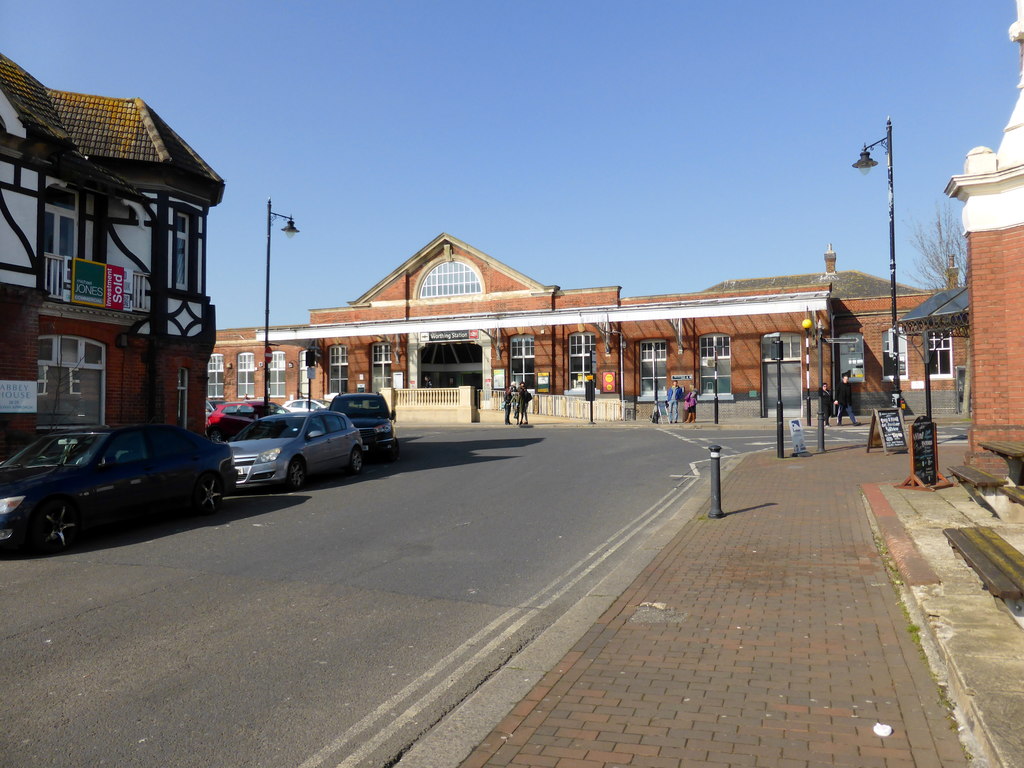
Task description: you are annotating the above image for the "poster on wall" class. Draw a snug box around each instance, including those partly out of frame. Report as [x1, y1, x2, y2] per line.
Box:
[0, 380, 37, 413]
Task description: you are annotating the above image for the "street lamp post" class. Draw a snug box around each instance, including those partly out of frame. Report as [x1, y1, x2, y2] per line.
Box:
[263, 198, 299, 409]
[853, 118, 901, 408]
[804, 318, 826, 453]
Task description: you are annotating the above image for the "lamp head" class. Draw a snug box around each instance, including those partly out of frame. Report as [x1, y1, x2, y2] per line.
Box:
[852, 148, 878, 175]
[801, 318, 813, 330]
[281, 219, 299, 238]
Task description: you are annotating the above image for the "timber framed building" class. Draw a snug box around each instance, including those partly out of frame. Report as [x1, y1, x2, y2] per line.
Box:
[0, 53, 224, 456]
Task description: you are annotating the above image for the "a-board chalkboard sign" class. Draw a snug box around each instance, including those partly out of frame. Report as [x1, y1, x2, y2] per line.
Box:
[898, 416, 952, 490]
[866, 408, 907, 453]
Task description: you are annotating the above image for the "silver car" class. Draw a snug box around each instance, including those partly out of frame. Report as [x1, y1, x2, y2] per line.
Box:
[229, 411, 363, 491]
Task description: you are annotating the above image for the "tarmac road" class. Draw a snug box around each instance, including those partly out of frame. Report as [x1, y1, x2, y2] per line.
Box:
[0, 425, 718, 768]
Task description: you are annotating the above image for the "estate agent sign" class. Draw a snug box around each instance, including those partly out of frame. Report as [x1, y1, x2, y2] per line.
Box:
[71, 258, 126, 310]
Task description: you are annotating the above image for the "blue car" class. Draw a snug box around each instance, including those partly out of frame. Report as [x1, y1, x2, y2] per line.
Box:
[0, 425, 235, 554]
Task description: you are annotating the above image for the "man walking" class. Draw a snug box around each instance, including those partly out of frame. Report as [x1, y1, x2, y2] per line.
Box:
[834, 373, 860, 426]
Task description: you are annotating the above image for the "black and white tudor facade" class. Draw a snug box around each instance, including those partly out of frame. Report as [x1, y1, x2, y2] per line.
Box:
[0, 53, 224, 456]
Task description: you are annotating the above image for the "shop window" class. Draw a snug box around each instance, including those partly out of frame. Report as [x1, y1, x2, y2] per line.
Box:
[640, 341, 667, 399]
[511, 335, 535, 389]
[569, 333, 596, 391]
[699, 335, 731, 395]
[37, 335, 104, 427]
[329, 345, 349, 394]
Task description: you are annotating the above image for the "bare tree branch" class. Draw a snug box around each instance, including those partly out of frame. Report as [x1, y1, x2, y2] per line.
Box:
[907, 202, 967, 289]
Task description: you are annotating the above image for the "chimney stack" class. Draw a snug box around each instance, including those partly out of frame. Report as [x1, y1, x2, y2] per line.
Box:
[824, 244, 837, 274]
[946, 253, 959, 288]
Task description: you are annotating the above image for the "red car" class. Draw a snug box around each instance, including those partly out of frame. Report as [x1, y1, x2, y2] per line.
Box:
[206, 401, 286, 442]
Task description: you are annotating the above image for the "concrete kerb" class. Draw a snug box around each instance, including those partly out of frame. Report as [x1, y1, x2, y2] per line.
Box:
[864, 473, 1024, 768]
[395, 450, 727, 768]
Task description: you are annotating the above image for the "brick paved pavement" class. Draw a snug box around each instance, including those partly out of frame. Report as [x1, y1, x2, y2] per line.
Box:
[459, 445, 969, 768]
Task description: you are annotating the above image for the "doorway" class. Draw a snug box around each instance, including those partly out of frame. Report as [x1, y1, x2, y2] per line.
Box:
[419, 342, 483, 389]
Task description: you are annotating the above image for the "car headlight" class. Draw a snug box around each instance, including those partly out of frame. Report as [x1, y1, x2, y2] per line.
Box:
[256, 447, 283, 463]
[374, 423, 392, 434]
[0, 496, 26, 516]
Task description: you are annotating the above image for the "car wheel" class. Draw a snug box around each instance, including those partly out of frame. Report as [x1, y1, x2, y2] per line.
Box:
[207, 427, 224, 442]
[386, 439, 400, 462]
[192, 473, 224, 515]
[28, 499, 79, 554]
[285, 458, 306, 491]
[347, 446, 363, 476]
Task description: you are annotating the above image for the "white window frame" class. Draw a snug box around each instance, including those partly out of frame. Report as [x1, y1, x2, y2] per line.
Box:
[419, 261, 483, 298]
[640, 340, 667, 399]
[43, 187, 76, 298]
[238, 352, 255, 398]
[173, 212, 189, 290]
[761, 332, 801, 361]
[835, 333, 865, 383]
[510, 335, 535, 388]
[329, 345, 349, 394]
[372, 343, 392, 391]
[269, 351, 286, 398]
[699, 334, 731, 396]
[882, 329, 907, 381]
[927, 332, 954, 378]
[568, 333, 596, 392]
[207, 354, 224, 399]
[36, 335, 105, 427]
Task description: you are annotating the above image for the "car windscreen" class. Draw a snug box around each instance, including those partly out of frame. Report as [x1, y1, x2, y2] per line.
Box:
[331, 398, 390, 418]
[2, 433, 106, 468]
[233, 416, 306, 441]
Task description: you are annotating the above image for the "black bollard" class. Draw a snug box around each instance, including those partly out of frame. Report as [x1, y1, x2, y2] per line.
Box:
[708, 444, 724, 519]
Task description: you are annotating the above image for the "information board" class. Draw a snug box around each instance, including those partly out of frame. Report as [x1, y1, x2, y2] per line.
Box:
[866, 408, 907, 453]
[911, 417, 937, 484]
[897, 416, 952, 490]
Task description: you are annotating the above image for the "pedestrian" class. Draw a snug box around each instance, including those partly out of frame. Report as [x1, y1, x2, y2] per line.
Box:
[819, 382, 833, 426]
[517, 382, 532, 425]
[834, 373, 860, 426]
[503, 384, 514, 425]
[683, 386, 698, 423]
[666, 382, 683, 423]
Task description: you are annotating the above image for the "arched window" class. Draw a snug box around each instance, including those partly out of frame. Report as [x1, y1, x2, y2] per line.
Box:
[419, 261, 482, 298]
[568, 333, 596, 391]
[37, 336, 105, 427]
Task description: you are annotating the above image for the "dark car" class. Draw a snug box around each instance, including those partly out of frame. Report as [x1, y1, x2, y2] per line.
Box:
[0, 425, 235, 554]
[206, 401, 286, 442]
[329, 393, 399, 461]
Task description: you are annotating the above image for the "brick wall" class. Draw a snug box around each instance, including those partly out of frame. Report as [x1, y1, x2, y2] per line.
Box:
[967, 225, 1024, 469]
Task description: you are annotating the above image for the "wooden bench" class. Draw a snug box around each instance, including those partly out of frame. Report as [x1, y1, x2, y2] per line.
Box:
[947, 465, 1006, 514]
[943, 526, 1024, 601]
[978, 440, 1024, 485]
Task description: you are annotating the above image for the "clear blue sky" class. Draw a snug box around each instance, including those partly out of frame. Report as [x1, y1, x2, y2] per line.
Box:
[2, 1, 1016, 328]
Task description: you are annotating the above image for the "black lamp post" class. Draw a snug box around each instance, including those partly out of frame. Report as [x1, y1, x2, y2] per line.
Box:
[853, 118, 901, 408]
[263, 198, 299, 408]
[806, 318, 826, 453]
